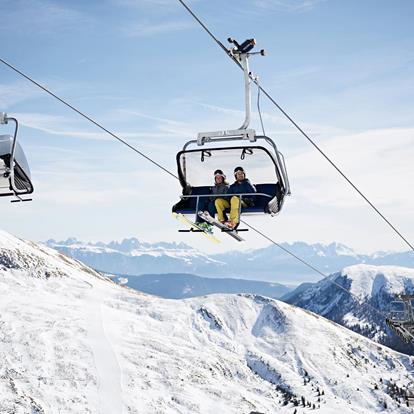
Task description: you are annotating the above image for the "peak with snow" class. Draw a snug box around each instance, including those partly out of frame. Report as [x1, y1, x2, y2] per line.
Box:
[343, 264, 414, 298]
[45, 236, 224, 276]
[285, 264, 414, 355]
[1, 230, 414, 413]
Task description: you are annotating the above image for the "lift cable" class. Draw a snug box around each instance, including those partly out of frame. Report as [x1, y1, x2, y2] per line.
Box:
[176, 0, 414, 253]
[241, 219, 389, 320]
[0, 58, 178, 181]
[0, 52, 391, 323]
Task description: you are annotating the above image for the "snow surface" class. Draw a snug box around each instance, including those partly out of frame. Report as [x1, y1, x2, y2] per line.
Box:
[1, 231, 414, 413]
[342, 264, 414, 299]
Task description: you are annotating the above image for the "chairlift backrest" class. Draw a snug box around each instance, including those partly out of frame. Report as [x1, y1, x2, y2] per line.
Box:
[0, 113, 33, 200]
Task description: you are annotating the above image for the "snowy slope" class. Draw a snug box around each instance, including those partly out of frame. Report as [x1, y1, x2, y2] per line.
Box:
[1, 232, 414, 413]
[285, 264, 414, 355]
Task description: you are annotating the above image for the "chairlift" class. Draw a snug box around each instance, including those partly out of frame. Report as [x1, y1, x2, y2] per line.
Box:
[386, 294, 414, 343]
[172, 38, 290, 233]
[0, 113, 33, 202]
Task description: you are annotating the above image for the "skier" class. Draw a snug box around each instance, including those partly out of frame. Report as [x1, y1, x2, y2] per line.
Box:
[214, 166, 256, 229]
[197, 169, 229, 233]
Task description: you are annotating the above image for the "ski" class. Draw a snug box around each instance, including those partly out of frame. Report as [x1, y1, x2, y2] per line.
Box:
[173, 213, 221, 244]
[197, 211, 245, 242]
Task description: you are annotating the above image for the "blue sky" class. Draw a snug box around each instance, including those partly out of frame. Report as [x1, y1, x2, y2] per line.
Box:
[1, 0, 414, 254]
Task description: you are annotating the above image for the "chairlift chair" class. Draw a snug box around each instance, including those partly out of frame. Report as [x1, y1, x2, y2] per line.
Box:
[386, 294, 414, 343]
[0, 113, 33, 202]
[172, 38, 290, 225]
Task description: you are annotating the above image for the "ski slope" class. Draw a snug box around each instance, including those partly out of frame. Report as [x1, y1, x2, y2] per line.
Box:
[0, 230, 413, 413]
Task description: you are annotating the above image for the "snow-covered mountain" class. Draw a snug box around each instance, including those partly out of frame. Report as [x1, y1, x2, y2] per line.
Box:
[45, 238, 414, 284]
[2, 231, 414, 413]
[110, 272, 291, 299]
[284, 264, 414, 355]
[45, 237, 226, 276]
[213, 242, 414, 283]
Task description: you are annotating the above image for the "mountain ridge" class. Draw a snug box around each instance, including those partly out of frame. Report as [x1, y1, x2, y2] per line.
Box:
[45, 237, 414, 284]
[285, 263, 414, 355]
[106, 271, 292, 299]
[1, 230, 414, 413]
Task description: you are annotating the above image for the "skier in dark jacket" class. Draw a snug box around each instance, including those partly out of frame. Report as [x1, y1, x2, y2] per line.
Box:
[215, 166, 256, 229]
[196, 169, 229, 232]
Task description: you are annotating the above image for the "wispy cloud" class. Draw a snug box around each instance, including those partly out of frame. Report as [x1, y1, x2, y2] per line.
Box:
[0, 0, 92, 35]
[16, 112, 182, 142]
[196, 102, 347, 137]
[288, 127, 414, 211]
[0, 81, 43, 109]
[115, 108, 197, 138]
[16, 113, 109, 141]
[111, 0, 200, 9]
[122, 20, 195, 37]
[253, 0, 326, 12]
[116, 109, 188, 127]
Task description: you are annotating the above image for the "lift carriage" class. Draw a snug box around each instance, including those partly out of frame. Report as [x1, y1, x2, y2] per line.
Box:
[172, 39, 290, 240]
[386, 295, 414, 343]
[0, 113, 33, 202]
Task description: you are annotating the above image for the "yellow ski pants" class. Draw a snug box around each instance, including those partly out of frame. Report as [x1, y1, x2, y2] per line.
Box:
[215, 196, 247, 224]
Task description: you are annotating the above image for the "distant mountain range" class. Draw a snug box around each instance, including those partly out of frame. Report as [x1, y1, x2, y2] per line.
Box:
[106, 272, 292, 299]
[45, 237, 414, 284]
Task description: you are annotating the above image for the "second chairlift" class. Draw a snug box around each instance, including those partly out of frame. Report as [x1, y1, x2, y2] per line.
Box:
[0, 113, 33, 202]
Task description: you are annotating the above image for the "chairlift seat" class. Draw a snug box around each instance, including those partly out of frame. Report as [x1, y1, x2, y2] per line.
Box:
[173, 183, 282, 215]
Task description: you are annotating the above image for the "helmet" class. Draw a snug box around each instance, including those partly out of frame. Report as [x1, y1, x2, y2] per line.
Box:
[234, 166, 245, 174]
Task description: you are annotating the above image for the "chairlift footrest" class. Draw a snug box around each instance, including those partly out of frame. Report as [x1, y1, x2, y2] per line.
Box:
[10, 198, 32, 203]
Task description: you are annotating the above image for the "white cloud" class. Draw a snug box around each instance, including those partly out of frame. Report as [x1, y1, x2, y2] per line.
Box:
[111, 0, 200, 9]
[16, 112, 182, 142]
[288, 127, 414, 212]
[0, 81, 43, 109]
[122, 20, 195, 37]
[0, 0, 92, 34]
[196, 102, 348, 137]
[253, 0, 325, 12]
[116, 109, 189, 127]
[17, 113, 109, 140]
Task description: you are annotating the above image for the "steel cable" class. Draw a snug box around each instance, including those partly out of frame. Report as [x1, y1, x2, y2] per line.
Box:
[176, 0, 414, 252]
[0, 58, 178, 181]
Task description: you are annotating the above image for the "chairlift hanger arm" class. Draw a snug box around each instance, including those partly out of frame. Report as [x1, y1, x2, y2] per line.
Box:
[227, 38, 265, 131]
[196, 37, 265, 145]
[0, 113, 19, 164]
[0, 113, 20, 185]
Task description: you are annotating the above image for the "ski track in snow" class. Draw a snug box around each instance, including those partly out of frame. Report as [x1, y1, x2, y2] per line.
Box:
[85, 283, 123, 414]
